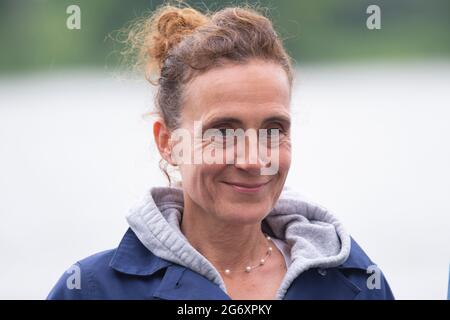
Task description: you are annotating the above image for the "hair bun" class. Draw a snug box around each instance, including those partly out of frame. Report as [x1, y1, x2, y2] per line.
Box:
[149, 7, 208, 71]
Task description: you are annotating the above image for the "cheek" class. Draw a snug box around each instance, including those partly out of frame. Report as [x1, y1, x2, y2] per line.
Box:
[179, 163, 226, 191]
[277, 144, 292, 176]
[198, 164, 226, 185]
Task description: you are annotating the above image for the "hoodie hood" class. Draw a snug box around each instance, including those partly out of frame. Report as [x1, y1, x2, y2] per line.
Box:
[126, 186, 351, 300]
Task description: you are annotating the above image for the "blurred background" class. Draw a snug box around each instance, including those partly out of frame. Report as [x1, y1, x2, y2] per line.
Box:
[0, 0, 449, 299]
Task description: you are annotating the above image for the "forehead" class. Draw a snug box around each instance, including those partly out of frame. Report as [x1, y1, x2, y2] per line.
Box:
[181, 60, 291, 126]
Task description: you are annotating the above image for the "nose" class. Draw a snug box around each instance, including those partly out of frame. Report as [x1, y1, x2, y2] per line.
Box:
[234, 157, 269, 175]
[233, 136, 271, 175]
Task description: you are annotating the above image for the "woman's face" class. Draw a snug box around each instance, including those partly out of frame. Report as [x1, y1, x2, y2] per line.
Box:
[173, 59, 291, 224]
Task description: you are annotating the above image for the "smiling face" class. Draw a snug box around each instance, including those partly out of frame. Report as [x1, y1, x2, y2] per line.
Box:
[168, 59, 292, 225]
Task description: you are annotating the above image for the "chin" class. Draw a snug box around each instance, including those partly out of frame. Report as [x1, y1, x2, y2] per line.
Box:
[216, 202, 272, 225]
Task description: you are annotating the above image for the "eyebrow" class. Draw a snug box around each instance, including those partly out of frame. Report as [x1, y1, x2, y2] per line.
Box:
[204, 115, 291, 129]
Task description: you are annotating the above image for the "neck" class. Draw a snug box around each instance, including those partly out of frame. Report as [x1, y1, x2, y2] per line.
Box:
[180, 195, 268, 275]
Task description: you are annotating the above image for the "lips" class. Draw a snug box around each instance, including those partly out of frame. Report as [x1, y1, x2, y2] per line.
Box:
[222, 180, 271, 193]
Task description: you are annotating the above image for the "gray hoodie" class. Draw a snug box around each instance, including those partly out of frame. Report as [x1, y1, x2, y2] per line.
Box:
[126, 186, 351, 300]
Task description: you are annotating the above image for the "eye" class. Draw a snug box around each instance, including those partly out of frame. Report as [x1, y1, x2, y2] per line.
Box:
[205, 128, 235, 147]
[217, 128, 234, 137]
[267, 128, 280, 136]
[265, 124, 286, 136]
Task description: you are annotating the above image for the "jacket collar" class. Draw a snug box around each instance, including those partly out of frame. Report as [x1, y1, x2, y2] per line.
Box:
[338, 237, 374, 270]
[109, 229, 371, 300]
[109, 228, 230, 299]
[283, 238, 371, 300]
[153, 265, 231, 300]
[109, 228, 172, 276]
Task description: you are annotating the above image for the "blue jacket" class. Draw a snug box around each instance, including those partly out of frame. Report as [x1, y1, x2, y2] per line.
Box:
[47, 228, 394, 300]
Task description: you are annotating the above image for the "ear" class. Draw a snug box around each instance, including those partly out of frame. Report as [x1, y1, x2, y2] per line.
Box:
[153, 118, 176, 166]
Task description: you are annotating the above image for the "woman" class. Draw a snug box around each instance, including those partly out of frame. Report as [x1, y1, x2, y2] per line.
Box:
[48, 4, 394, 300]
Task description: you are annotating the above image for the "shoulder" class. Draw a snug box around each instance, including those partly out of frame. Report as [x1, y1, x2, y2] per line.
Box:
[286, 237, 395, 300]
[342, 237, 374, 269]
[46, 249, 116, 300]
[47, 229, 172, 300]
[336, 237, 395, 300]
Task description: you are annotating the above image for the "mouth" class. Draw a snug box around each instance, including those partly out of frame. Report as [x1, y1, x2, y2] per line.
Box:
[221, 180, 271, 194]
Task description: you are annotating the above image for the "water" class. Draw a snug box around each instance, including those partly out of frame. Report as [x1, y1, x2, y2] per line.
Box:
[0, 62, 449, 299]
